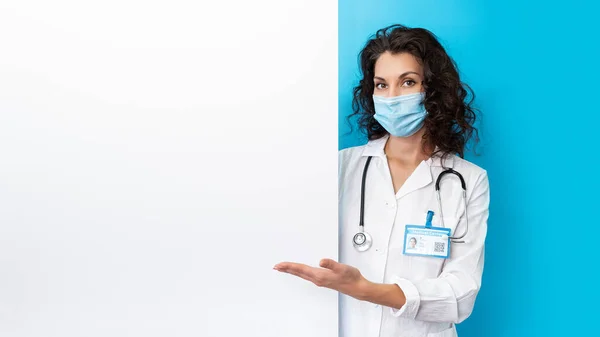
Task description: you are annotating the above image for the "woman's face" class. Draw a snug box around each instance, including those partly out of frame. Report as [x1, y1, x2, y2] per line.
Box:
[373, 51, 424, 97]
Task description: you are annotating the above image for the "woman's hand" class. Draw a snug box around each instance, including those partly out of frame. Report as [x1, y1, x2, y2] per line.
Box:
[274, 259, 407, 309]
[273, 258, 372, 300]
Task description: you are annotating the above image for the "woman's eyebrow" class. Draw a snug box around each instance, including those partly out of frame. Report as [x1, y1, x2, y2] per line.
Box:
[374, 71, 421, 81]
[397, 71, 421, 78]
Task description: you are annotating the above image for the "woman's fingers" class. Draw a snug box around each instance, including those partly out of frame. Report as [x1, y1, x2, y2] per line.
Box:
[281, 266, 314, 283]
[275, 259, 364, 296]
[274, 261, 335, 287]
[319, 258, 343, 272]
[274, 262, 317, 280]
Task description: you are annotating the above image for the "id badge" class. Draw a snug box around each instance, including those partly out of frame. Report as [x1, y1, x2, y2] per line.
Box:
[403, 223, 451, 259]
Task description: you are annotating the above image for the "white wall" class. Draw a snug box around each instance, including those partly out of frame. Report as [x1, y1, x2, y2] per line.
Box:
[0, 1, 338, 336]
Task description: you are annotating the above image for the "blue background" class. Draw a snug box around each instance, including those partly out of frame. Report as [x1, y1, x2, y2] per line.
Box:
[339, 1, 599, 336]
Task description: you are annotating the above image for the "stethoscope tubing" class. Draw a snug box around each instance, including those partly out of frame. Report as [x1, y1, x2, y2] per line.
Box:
[354, 155, 469, 251]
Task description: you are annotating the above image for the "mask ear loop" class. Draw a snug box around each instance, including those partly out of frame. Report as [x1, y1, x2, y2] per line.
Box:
[435, 168, 469, 243]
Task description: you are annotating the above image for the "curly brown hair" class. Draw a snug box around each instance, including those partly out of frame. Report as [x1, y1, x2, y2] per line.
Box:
[349, 24, 479, 159]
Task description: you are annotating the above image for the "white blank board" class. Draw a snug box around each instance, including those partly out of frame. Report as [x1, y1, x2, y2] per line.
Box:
[0, 1, 338, 336]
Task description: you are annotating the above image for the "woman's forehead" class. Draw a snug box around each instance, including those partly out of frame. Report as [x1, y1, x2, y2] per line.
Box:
[374, 52, 422, 77]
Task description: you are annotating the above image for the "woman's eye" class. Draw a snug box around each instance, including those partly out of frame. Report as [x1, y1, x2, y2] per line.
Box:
[403, 80, 416, 87]
[375, 83, 387, 90]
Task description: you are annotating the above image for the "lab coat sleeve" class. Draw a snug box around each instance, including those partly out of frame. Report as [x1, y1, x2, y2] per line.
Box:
[389, 170, 490, 324]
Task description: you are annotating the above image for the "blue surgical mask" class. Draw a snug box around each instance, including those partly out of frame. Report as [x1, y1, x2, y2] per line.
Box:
[372, 92, 428, 137]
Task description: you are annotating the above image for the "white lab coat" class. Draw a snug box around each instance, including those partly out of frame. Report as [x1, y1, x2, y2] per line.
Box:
[338, 135, 490, 337]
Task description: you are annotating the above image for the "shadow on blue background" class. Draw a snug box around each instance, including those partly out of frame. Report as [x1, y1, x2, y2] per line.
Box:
[339, 1, 599, 336]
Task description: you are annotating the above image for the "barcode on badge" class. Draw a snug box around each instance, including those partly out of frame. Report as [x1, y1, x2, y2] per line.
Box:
[434, 242, 446, 253]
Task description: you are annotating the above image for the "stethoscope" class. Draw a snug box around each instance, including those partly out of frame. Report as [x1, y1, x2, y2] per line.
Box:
[352, 156, 470, 252]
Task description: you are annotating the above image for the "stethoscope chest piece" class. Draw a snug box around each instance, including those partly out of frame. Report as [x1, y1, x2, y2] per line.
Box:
[352, 231, 372, 252]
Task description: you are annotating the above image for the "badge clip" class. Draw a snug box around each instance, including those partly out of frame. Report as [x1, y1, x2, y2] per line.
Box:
[425, 210, 434, 228]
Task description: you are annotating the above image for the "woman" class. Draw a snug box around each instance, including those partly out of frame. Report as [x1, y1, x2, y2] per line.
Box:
[274, 24, 490, 337]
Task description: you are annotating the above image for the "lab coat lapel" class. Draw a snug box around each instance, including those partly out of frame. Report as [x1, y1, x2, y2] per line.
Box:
[361, 134, 436, 200]
[395, 160, 432, 200]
